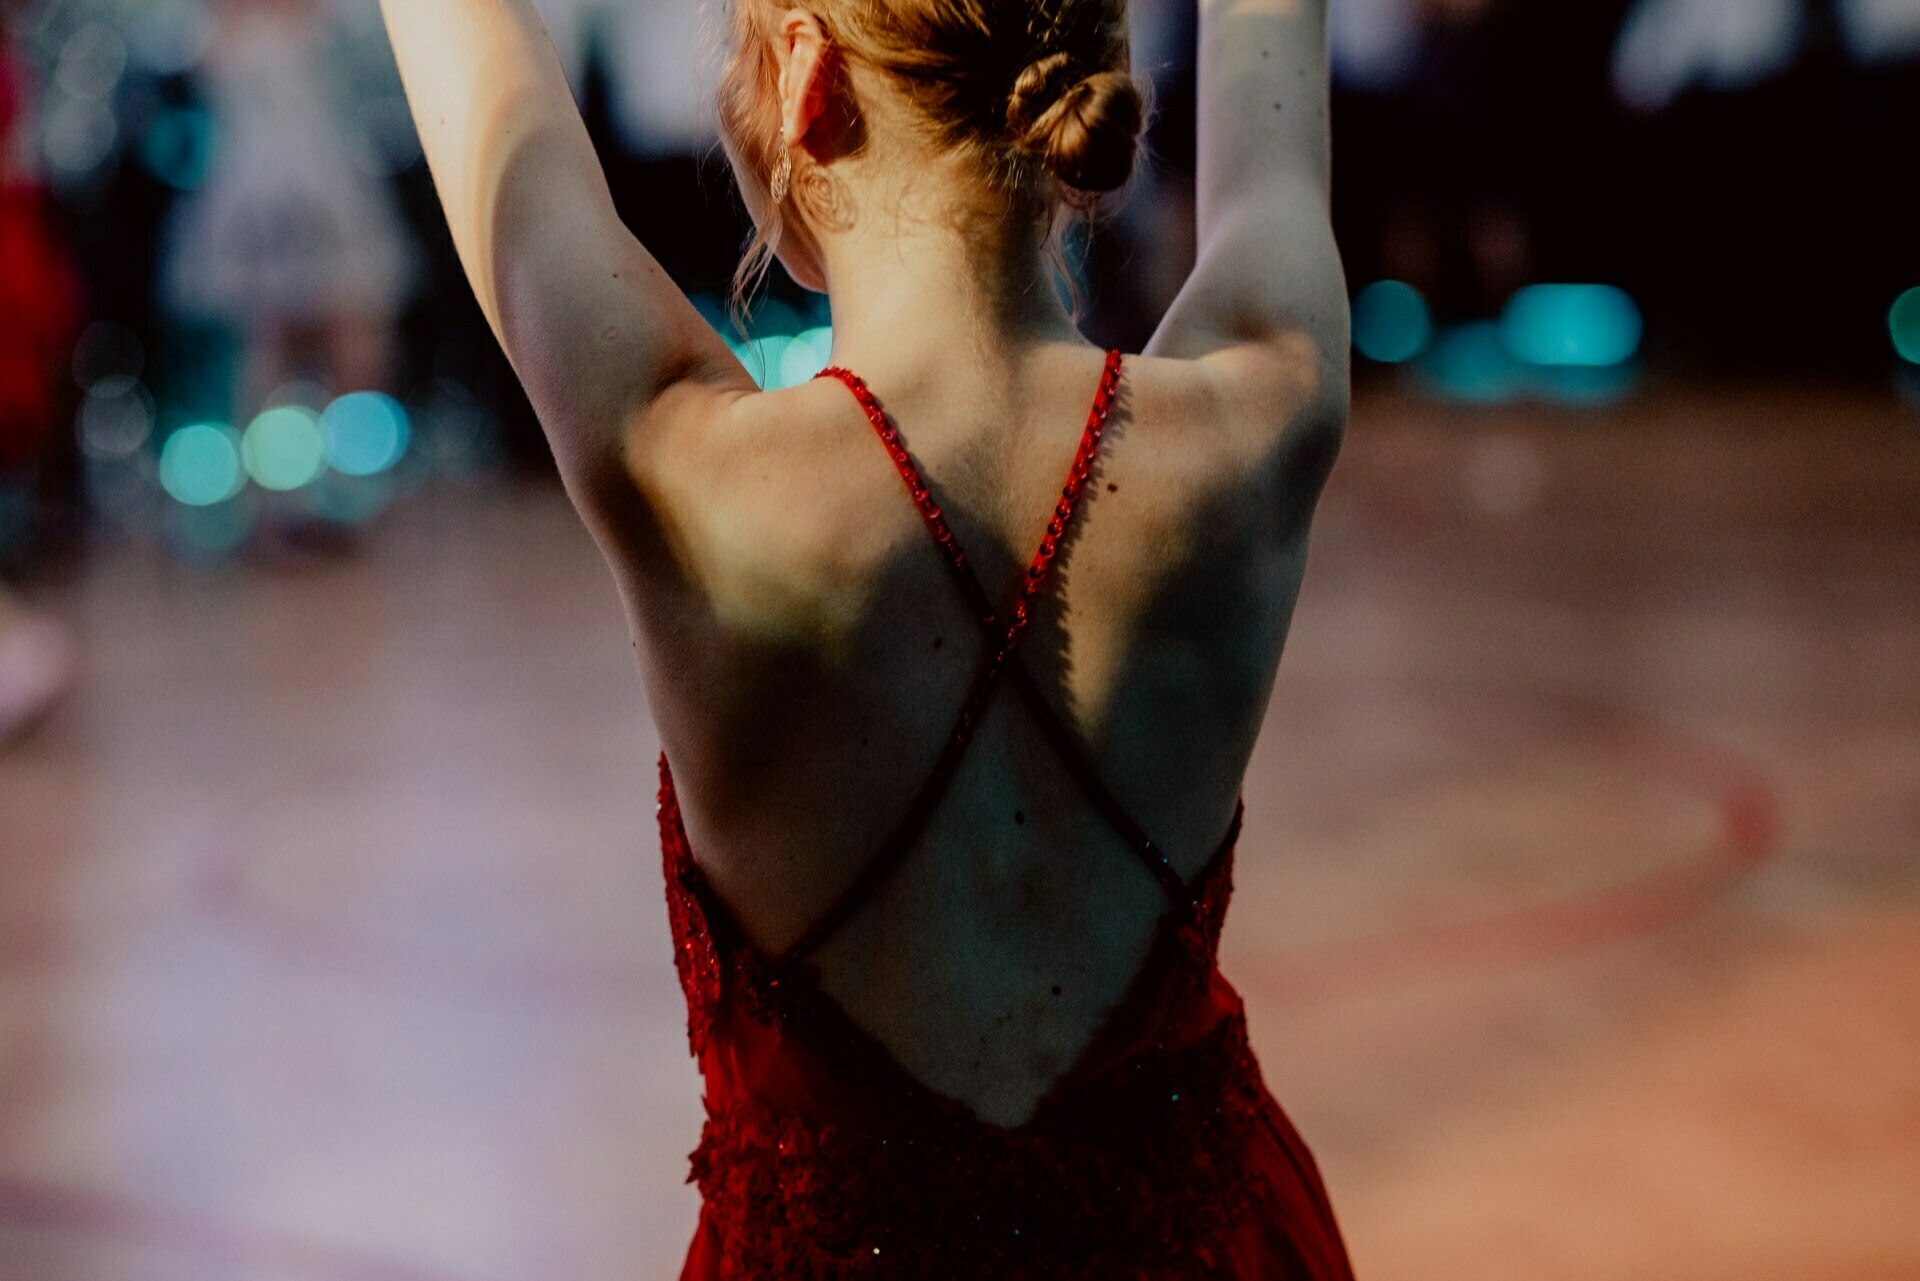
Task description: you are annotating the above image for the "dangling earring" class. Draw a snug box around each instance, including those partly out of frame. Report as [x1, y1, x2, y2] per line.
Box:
[770, 148, 793, 205]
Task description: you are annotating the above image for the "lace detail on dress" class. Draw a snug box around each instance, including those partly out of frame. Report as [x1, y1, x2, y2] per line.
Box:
[657, 756, 1285, 1278]
[659, 755, 722, 1057]
[687, 1014, 1271, 1280]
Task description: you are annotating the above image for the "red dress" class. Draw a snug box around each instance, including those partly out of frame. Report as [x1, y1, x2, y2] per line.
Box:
[0, 42, 78, 468]
[658, 351, 1354, 1279]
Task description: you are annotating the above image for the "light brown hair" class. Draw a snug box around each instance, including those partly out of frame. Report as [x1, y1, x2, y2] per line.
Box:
[716, 0, 1147, 311]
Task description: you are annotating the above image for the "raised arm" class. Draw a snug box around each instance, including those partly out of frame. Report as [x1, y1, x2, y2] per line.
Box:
[378, 0, 742, 488]
[1147, 0, 1348, 401]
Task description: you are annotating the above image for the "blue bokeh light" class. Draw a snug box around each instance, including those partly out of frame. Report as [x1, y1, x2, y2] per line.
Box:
[139, 105, 215, 191]
[1352, 281, 1433, 364]
[1419, 322, 1527, 404]
[321, 392, 411, 477]
[1500, 284, 1644, 368]
[158, 422, 245, 507]
[779, 327, 835, 387]
[737, 335, 793, 390]
[1889, 288, 1920, 365]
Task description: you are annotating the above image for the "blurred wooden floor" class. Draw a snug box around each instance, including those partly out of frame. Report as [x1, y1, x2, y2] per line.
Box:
[2, 385, 1917, 1280]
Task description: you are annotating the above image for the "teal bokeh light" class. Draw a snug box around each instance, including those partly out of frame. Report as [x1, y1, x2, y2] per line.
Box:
[243, 405, 326, 491]
[779, 327, 835, 387]
[1352, 281, 1433, 364]
[1500, 284, 1643, 368]
[159, 423, 245, 507]
[1419, 322, 1526, 404]
[1889, 288, 1920, 365]
[139, 105, 215, 191]
[738, 335, 793, 390]
[321, 391, 411, 476]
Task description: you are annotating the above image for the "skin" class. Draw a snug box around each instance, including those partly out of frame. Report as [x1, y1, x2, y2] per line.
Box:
[381, 0, 1347, 1127]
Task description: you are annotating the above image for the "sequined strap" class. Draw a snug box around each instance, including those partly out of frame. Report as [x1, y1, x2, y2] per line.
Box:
[777, 352, 1208, 975]
[816, 349, 1123, 636]
[817, 351, 1222, 908]
[773, 354, 1124, 973]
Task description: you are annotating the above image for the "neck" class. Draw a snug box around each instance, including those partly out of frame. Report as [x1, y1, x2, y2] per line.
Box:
[808, 177, 1088, 376]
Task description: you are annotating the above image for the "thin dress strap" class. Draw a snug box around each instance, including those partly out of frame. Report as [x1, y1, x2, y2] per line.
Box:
[775, 351, 1214, 975]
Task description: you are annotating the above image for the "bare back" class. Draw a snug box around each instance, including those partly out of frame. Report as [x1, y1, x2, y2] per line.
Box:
[380, 0, 1348, 1132]
[601, 341, 1338, 1126]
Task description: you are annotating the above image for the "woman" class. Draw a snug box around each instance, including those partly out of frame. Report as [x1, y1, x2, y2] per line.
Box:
[166, 0, 416, 414]
[381, 0, 1352, 1274]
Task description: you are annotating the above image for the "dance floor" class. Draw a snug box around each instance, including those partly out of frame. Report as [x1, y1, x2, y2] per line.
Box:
[2, 384, 1917, 1280]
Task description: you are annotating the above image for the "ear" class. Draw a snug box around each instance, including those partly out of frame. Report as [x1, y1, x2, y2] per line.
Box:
[775, 9, 832, 151]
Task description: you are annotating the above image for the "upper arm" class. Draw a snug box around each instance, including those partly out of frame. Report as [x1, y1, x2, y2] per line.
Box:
[379, 0, 748, 493]
[1147, 0, 1348, 412]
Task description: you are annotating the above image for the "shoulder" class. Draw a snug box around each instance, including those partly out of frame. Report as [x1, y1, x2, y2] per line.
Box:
[1124, 335, 1347, 508]
[606, 374, 899, 640]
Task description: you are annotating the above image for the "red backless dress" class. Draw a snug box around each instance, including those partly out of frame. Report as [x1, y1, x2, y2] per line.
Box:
[658, 351, 1354, 1279]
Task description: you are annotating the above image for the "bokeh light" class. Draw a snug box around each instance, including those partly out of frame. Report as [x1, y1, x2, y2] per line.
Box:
[321, 392, 411, 477]
[779, 327, 835, 387]
[1418, 322, 1526, 404]
[243, 406, 327, 491]
[1500, 284, 1644, 368]
[690, 293, 731, 334]
[42, 97, 118, 178]
[127, 0, 218, 76]
[738, 335, 793, 390]
[140, 105, 215, 191]
[54, 22, 128, 101]
[704, 292, 833, 391]
[1889, 288, 1920, 365]
[751, 297, 805, 337]
[78, 380, 155, 459]
[1353, 281, 1434, 364]
[159, 423, 245, 507]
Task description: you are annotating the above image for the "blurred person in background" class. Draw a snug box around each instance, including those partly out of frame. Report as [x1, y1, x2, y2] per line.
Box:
[1613, 0, 1920, 109]
[162, 0, 417, 419]
[0, 1, 78, 743]
[1607, 0, 1920, 371]
[591, 0, 758, 295]
[380, 0, 1353, 1275]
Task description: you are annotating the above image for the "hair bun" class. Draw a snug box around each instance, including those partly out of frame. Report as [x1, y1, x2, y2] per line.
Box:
[1007, 54, 1144, 195]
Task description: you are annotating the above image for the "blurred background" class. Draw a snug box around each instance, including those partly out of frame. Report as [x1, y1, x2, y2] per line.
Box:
[1, 0, 1916, 1277]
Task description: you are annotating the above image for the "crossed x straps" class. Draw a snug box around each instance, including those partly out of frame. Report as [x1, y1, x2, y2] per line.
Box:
[770, 351, 1206, 977]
